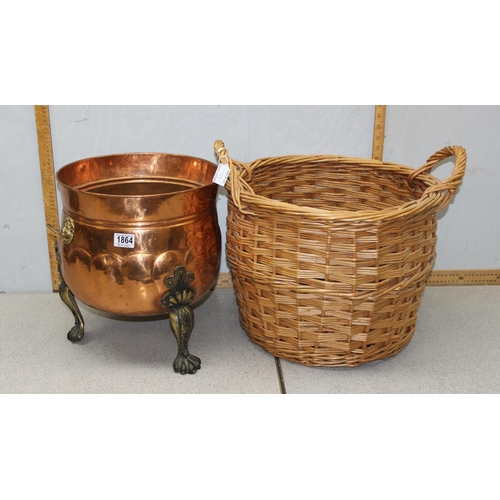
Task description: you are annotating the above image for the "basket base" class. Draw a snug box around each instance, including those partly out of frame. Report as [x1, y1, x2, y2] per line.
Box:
[245, 325, 415, 367]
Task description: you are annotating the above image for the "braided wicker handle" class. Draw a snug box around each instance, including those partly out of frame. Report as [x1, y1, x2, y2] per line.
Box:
[214, 139, 230, 173]
[408, 145, 467, 195]
[214, 140, 254, 211]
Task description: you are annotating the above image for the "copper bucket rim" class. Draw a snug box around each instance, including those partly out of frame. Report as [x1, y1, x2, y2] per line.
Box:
[56, 151, 218, 199]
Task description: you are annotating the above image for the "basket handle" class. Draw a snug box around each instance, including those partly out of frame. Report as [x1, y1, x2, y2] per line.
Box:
[408, 145, 467, 196]
[214, 140, 254, 211]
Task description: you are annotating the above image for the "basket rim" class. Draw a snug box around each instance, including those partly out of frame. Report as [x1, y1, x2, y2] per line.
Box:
[215, 144, 467, 223]
[227, 157, 449, 222]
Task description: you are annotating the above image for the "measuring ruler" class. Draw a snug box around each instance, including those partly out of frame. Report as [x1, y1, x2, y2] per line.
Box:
[372, 105, 386, 161]
[215, 270, 500, 289]
[35, 105, 61, 292]
[427, 269, 500, 286]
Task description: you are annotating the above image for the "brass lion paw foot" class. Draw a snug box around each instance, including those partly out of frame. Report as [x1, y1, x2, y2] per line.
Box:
[160, 266, 201, 375]
[59, 280, 85, 343]
[173, 352, 201, 375]
[55, 244, 85, 343]
[67, 324, 85, 343]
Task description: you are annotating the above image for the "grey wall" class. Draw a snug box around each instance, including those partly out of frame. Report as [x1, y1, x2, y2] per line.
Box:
[385, 106, 500, 270]
[1, 106, 52, 293]
[1, 105, 498, 293]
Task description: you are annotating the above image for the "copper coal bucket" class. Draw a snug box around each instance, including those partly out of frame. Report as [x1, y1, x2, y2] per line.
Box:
[49, 152, 221, 374]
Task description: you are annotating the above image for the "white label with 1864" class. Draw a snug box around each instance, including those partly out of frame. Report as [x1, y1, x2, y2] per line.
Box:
[114, 233, 135, 248]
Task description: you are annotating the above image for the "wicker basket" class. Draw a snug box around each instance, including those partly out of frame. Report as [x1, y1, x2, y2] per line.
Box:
[214, 140, 467, 367]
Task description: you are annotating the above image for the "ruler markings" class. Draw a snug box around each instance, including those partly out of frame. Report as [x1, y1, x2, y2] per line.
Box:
[372, 105, 387, 161]
[35, 105, 61, 292]
[215, 271, 500, 289]
[426, 270, 500, 286]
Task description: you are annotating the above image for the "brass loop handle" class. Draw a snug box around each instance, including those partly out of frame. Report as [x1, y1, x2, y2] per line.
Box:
[408, 145, 467, 196]
[46, 216, 74, 244]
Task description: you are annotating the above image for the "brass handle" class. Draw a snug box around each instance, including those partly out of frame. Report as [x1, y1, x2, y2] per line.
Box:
[47, 216, 74, 244]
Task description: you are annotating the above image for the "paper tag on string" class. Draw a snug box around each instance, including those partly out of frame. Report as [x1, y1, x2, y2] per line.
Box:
[213, 161, 230, 186]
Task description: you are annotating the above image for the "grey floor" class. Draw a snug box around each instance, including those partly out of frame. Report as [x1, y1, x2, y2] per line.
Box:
[1, 285, 499, 394]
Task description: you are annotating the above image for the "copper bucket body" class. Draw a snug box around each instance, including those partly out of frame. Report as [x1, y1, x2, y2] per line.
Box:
[53, 152, 221, 374]
[56, 152, 221, 315]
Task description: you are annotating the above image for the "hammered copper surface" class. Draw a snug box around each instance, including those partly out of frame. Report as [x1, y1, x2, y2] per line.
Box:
[56, 153, 221, 316]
